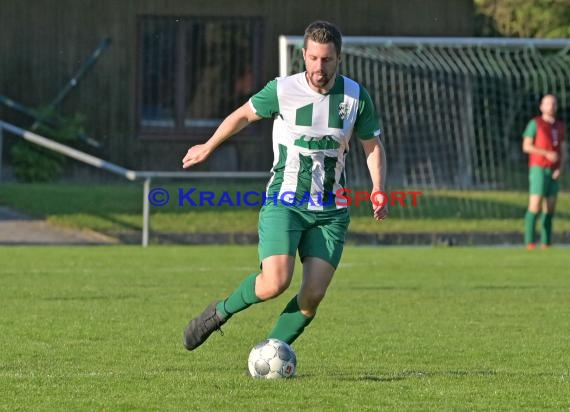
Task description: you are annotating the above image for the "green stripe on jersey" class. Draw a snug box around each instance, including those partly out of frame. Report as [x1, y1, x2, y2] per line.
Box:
[322, 155, 338, 206]
[294, 135, 340, 150]
[295, 153, 314, 201]
[267, 144, 288, 196]
[296, 103, 313, 126]
[328, 77, 345, 129]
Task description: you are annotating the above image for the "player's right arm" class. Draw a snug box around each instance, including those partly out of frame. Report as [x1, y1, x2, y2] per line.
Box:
[522, 138, 559, 163]
[182, 102, 262, 169]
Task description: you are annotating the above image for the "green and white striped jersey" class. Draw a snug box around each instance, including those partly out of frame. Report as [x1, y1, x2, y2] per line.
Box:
[249, 72, 381, 210]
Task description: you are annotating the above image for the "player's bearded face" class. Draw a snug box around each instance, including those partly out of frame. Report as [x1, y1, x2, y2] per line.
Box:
[303, 40, 340, 91]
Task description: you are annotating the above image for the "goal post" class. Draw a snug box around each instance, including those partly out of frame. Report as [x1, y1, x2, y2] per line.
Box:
[278, 36, 570, 202]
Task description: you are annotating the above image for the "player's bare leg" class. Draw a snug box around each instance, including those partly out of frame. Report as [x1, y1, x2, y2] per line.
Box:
[255, 255, 295, 300]
[298, 257, 335, 317]
[540, 196, 557, 248]
[183, 255, 294, 351]
[524, 194, 542, 249]
[268, 257, 335, 344]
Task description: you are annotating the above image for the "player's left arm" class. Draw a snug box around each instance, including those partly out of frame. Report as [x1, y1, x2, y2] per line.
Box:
[553, 140, 567, 180]
[360, 137, 388, 221]
[355, 84, 388, 220]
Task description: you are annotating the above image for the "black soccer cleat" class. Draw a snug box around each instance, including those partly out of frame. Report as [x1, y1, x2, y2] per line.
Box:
[183, 301, 226, 351]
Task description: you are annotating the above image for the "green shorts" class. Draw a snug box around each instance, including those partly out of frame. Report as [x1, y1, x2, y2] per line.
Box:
[258, 205, 350, 269]
[529, 166, 559, 197]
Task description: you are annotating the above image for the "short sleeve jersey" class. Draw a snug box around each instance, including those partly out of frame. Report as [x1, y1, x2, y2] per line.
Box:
[523, 117, 564, 168]
[249, 72, 381, 210]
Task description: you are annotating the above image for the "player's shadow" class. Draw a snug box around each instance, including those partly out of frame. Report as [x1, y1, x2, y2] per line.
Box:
[335, 369, 497, 382]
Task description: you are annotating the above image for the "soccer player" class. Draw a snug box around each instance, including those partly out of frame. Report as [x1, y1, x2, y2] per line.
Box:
[522, 94, 566, 250]
[181, 21, 388, 350]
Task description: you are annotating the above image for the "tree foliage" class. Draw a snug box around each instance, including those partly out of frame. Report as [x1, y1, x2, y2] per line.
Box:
[475, 0, 570, 38]
[10, 108, 86, 182]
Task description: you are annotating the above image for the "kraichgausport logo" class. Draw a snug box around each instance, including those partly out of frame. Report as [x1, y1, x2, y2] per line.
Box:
[147, 188, 422, 208]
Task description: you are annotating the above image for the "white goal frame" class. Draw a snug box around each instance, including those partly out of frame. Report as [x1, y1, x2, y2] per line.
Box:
[279, 36, 570, 78]
[279, 35, 570, 189]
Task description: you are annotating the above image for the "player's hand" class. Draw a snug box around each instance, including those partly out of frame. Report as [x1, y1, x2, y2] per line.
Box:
[182, 144, 211, 169]
[545, 151, 559, 163]
[371, 191, 389, 221]
[373, 203, 389, 221]
[552, 169, 562, 180]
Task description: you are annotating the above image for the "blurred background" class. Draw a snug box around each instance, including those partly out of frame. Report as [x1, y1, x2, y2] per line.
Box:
[0, 0, 568, 245]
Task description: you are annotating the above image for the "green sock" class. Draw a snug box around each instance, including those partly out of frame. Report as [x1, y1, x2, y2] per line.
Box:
[267, 295, 314, 345]
[216, 273, 262, 320]
[524, 211, 538, 245]
[540, 213, 554, 245]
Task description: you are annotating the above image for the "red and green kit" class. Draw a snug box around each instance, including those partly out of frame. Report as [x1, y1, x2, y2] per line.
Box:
[524, 116, 564, 169]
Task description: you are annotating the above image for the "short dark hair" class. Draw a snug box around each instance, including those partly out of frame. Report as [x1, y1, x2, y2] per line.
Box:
[303, 21, 342, 55]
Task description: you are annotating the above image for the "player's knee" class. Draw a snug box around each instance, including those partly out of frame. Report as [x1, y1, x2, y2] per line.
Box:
[544, 200, 556, 214]
[259, 283, 289, 300]
[528, 203, 541, 213]
[257, 270, 291, 299]
[269, 280, 291, 298]
[300, 289, 326, 311]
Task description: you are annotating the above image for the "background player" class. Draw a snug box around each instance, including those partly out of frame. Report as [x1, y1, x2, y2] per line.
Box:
[522, 94, 566, 249]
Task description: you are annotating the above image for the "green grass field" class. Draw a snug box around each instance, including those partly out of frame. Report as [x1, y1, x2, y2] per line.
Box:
[1, 183, 570, 236]
[1, 246, 569, 411]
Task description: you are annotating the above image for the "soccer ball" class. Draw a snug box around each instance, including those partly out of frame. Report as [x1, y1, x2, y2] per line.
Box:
[247, 338, 297, 379]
